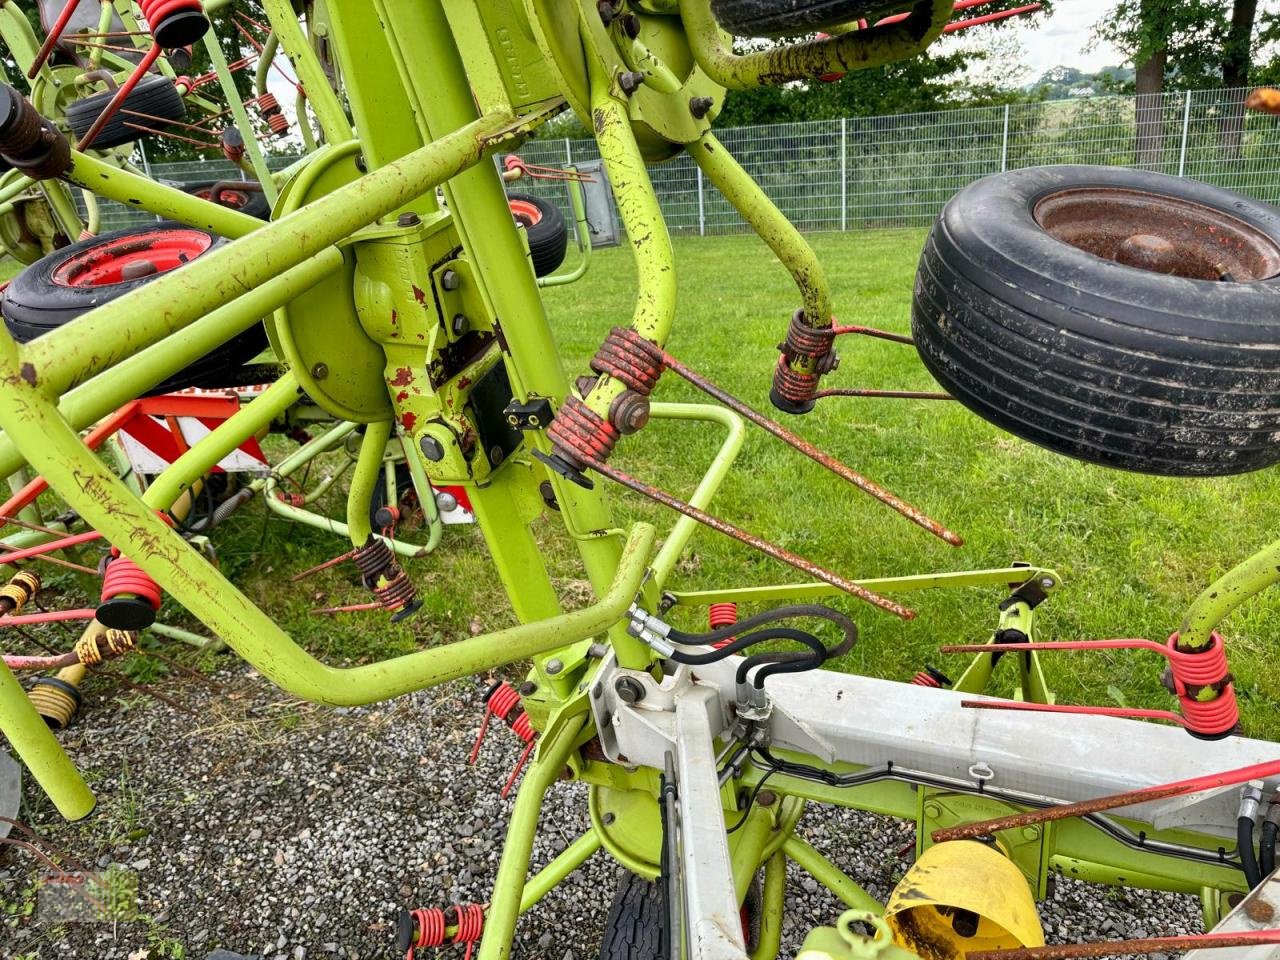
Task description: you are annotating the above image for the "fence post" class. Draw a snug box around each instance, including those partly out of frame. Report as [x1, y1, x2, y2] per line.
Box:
[564, 137, 572, 166]
[696, 165, 705, 236]
[1000, 103, 1010, 172]
[840, 118, 847, 232]
[1177, 90, 1192, 177]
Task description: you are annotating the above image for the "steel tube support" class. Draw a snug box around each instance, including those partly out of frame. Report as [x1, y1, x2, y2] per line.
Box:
[63, 151, 261, 239]
[686, 133, 831, 336]
[1181, 536, 1280, 650]
[18, 110, 529, 398]
[680, 0, 953, 89]
[201, 31, 277, 202]
[345, 418, 392, 547]
[0, 658, 95, 819]
[781, 835, 884, 914]
[141, 373, 301, 510]
[518, 829, 603, 914]
[477, 714, 589, 960]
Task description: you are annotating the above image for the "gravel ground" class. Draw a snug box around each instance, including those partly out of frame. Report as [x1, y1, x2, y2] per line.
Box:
[2, 666, 1201, 959]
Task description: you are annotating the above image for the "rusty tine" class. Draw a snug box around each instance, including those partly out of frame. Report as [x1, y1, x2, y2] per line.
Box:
[586, 456, 914, 619]
[831, 323, 915, 345]
[814, 388, 953, 401]
[965, 930, 1280, 960]
[311, 602, 382, 616]
[291, 548, 359, 582]
[656, 350, 963, 547]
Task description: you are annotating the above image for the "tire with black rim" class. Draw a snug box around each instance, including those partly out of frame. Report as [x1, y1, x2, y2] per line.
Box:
[598, 871, 761, 959]
[508, 192, 568, 278]
[181, 180, 272, 220]
[710, 0, 916, 37]
[65, 74, 186, 150]
[2, 223, 268, 394]
[912, 164, 1280, 477]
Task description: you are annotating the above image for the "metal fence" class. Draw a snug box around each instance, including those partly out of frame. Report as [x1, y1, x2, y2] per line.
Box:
[90, 85, 1280, 235]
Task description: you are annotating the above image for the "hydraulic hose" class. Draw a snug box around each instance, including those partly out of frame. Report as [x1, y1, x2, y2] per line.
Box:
[1262, 819, 1277, 878]
[1240, 815, 1262, 889]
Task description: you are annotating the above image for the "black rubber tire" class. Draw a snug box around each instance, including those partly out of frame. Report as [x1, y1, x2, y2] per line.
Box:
[182, 180, 271, 220]
[598, 871, 760, 959]
[508, 192, 568, 278]
[2, 223, 268, 394]
[911, 164, 1280, 477]
[65, 75, 186, 150]
[710, 0, 915, 37]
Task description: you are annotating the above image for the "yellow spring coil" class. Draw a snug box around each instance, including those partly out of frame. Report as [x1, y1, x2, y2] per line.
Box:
[0, 569, 41, 612]
[74, 626, 137, 666]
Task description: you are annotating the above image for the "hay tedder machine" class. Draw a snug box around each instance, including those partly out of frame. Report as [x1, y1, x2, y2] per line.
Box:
[3, 1, 1280, 958]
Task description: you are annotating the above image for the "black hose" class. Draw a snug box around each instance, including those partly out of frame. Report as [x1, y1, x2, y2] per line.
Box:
[1240, 815, 1262, 889]
[1261, 820, 1277, 878]
[729, 627, 826, 687]
[666, 603, 857, 660]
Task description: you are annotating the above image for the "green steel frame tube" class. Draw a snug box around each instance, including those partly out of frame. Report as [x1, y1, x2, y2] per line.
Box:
[40, 179, 84, 238]
[255, 31, 279, 97]
[1181, 536, 1280, 650]
[0, 659, 95, 819]
[0, 173, 34, 207]
[781, 834, 883, 915]
[477, 714, 588, 960]
[260, 0, 354, 145]
[345, 418, 391, 547]
[20, 111, 525, 398]
[680, 0, 953, 88]
[752, 851, 786, 960]
[141, 373, 301, 510]
[687, 133, 831, 330]
[396, 431, 444, 554]
[0, 247, 342, 442]
[583, 58, 678, 420]
[63, 151, 262, 238]
[201, 31, 278, 203]
[517, 829, 602, 913]
[647, 402, 746, 590]
[536, 175, 592, 287]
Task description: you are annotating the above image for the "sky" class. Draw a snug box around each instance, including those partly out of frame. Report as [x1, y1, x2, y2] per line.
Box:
[1009, 0, 1123, 73]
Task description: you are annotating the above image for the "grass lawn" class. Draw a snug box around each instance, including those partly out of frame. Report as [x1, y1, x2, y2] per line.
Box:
[37, 230, 1280, 740]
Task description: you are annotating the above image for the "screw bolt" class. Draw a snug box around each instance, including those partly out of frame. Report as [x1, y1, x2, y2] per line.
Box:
[441, 269, 461, 291]
[310, 362, 329, 380]
[545, 658, 564, 675]
[452, 313, 469, 336]
[397, 212, 420, 227]
[596, 0, 616, 25]
[610, 391, 650, 435]
[689, 96, 714, 119]
[602, 812, 616, 825]
[620, 13, 641, 38]
[490, 444, 505, 466]
[756, 789, 777, 807]
[614, 676, 645, 704]
[539, 480, 560, 511]
[519, 681, 537, 696]
[419, 436, 445, 461]
[618, 71, 645, 96]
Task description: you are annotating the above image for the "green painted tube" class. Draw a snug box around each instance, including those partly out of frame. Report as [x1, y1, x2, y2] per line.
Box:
[255, 30, 279, 97]
[647, 402, 746, 590]
[63, 152, 262, 239]
[0, 659, 95, 820]
[22, 110, 522, 397]
[518, 830, 602, 914]
[40, 180, 83, 238]
[782, 835, 883, 915]
[681, 0, 953, 89]
[396, 433, 443, 554]
[753, 852, 786, 960]
[478, 715, 588, 960]
[583, 62, 677, 420]
[201, 32, 277, 203]
[142, 373, 301, 510]
[260, 0, 354, 145]
[687, 133, 831, 329]
[536, 176, 592, 287]
[345, 419, 391, 548]
[1181, 536, 1280, 650]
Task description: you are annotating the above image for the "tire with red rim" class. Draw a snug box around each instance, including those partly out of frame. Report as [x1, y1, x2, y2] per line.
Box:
[181, 180, 271, 220]
[508, 192, 567, 278]
[2, 223, 269, 393]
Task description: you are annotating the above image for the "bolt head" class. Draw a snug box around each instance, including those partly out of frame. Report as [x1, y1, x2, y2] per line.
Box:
[397, 212, 420, 227]
[451, 313, 469, 336]
[618, 71, 644, 96]
[596, 0, 616, 25]
[518, 681, 538, 696]
[419, 435, 445, 461]
[490, 444, 505, 466]
[614, 676, 645, 704]
[1041, 577, 1055, 588]
[756, 789, 777, 807]
[689, 96, 714, 119]
[441, 269, 461, 291]
[545, 658, 564, 675]
[620, 12, 641, 38]
[435, 490, 458, 512]
[602, 811, 616, 825]
[310, 362, 329, 380]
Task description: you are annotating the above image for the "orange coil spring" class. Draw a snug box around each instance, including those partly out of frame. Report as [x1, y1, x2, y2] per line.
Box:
[546, 396, 619, 469]
[468, 681, 522, 763]
[910, 666, 952, 689]
[510, 711, 535, 744]
[373, 569, 417, 613]
[266, 112, 289, 136]
[101, 556, 162, 611]
[1167, 632, 1238, 737]
[137, 0, 207, 47]
[255, 92, 280, 113]
[405, 903, 484, 960]
[708, 602, 737, 650]
[589, 327, 664, 396]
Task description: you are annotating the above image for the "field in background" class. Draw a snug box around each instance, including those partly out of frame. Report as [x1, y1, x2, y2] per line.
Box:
[178, 229, 1280, 741]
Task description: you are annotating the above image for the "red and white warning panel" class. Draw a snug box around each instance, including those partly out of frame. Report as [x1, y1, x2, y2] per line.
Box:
[434, 485, 475, 525]
[115, 391, 270, 477]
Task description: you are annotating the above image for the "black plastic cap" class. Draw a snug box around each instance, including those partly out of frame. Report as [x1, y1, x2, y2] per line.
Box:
[96, 596, 156, 631]
[152, 11, 210, 49]
[768, 385, 815, 415]
[396, 909, 415, 954]
[532, 449, 594, 490]
[389, 598, 423, 623]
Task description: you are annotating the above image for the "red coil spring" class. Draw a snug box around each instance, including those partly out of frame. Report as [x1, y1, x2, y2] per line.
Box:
[137, 0, 207, 47]
[373, 570, 417, 614]
[708, 602, 737, 650]
[267, 112, 289, 136]
[912, 670, 942, 688]
[101, 556, 162, 611]
[468, 682, 521, 763]
[589, 327, 664, 396]
[1167, 632, 1238, 737]
[406, 903, 484, 960]
[510, 711, 535, 744]
[546, 396, 619, 470]
[501, 712, 538, 798]
[774, 310, 839, 406]
[255, 92, 280, 113]
[781, 310, 837, 362]
[773, 356, 821, 405]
